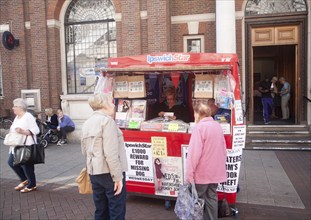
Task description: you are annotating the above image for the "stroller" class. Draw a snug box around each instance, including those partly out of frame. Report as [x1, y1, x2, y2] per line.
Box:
[36, 119, 59, 148]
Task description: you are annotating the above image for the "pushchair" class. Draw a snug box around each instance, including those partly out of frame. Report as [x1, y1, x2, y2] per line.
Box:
[36, 119, 59, 148]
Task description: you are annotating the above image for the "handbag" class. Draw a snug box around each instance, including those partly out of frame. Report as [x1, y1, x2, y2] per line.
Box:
[218, 184, 232, 218]
[4, 132, 25, 146]
[174, 183, 205, 220]
[75, 168, 93, 194]
[13, 133, 45, 166]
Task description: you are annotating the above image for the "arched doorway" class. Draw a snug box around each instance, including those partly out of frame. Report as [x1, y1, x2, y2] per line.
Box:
[244, 0, 308, 125]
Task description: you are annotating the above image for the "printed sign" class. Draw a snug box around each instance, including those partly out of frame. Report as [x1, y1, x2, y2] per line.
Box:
[153, 157, 183, 197]
[151, 137, 167, 157]
[217, 147, 243, 193]
[232, 125, 246, 149]
[234, 100, 244, 124]
[125, 142, 153, 183]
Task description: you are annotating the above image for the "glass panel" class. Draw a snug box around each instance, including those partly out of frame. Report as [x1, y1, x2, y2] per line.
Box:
[245, 0, 307, 16]
[187, 39, 201, 53]
[64, 0, 116, 94]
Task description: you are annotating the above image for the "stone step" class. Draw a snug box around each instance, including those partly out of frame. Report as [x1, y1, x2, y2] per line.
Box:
[247, 125, 310, 132]
[245, 143, 311, 151]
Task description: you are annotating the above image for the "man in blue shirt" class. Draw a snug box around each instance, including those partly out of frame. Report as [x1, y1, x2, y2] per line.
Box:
[56, 109, 75, 145]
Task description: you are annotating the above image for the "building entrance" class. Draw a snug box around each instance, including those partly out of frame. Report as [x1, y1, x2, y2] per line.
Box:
[252, 45, 296, 125]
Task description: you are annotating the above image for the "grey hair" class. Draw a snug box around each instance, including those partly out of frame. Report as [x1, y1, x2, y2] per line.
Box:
[13, 98, 28, 111]
[88, 93, 112, 111]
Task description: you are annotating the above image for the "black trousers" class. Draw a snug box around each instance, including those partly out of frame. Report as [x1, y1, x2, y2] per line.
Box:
[59, 126, 74, 140]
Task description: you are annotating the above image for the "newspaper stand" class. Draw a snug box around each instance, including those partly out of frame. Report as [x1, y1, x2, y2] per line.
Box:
[106, 53, 245, 211]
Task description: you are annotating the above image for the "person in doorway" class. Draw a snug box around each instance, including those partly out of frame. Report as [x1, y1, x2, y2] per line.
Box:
[186, 101, 227, 220]
[81, 93, 128, 220]
[56, 109, 75, 145]
[270, 76, 279, 119]
[7, 98, 40, 193]
[258, 75, 273, 124]
[279, 77, 291, 120]
[155, 87, 190, 123]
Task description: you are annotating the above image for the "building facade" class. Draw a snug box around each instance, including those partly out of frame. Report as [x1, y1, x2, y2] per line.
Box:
[0, 0, 310, 132]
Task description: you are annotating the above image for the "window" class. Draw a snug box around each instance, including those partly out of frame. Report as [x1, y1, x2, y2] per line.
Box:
[183, 35, 204, 53]
[64, 0, 117, 94]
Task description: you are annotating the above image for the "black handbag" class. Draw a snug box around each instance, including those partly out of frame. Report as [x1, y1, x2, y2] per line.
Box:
[13, 132, 45, 166]
[218, 184, 232, 218]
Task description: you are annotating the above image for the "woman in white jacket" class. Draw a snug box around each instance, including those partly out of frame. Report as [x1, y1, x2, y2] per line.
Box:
[81, 93, 128, 220]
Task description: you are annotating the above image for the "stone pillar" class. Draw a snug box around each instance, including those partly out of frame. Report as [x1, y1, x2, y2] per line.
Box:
[216, 0, 236, 53]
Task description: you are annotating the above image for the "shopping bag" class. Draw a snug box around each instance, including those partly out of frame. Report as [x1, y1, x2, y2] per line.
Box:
[4, 132, 25, 146]
[75, 168, 93, 194]
[174, 183, 205, 220]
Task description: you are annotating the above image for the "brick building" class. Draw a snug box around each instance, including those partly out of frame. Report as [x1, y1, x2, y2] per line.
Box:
[0, 0, 310, 136]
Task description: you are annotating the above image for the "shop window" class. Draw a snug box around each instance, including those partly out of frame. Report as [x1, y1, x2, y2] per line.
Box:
[245, 0, 307, 16]
[183, 35, 204, 53]
[64, 0, 117, 94]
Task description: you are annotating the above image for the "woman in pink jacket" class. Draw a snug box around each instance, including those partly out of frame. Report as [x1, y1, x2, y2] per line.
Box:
[186, 102, 227, 220]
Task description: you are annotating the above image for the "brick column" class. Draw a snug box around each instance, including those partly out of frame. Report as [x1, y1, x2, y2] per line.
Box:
[147, 0, 171, 53]
[28, 0, 50, 108]
[120, 0, 142, 56]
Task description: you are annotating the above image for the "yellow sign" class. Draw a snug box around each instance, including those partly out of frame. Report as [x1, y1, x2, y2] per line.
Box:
[151, 137, 167, 157]
[168, 123, 179, 131]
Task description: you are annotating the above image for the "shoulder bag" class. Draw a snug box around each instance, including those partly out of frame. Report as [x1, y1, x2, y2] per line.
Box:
[13, 132, 45, 166]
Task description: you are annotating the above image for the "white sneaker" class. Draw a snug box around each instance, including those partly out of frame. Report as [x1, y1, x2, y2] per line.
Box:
[57, 141, 62, 146]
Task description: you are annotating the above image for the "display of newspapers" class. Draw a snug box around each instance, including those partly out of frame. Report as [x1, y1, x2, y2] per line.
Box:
[127, 100, 147, 129]
[115, 99, 131, 128]
[141, 117, 189, 133]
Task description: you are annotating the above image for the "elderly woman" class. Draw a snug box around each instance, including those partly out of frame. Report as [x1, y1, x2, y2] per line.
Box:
[8, 98, 40, 193]
[155, 87, 190, 122]
[186, 101, 227, 220]
[81, 93, 128, 220]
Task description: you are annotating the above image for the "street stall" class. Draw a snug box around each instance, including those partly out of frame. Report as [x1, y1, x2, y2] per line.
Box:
[103, 53, 245, 210]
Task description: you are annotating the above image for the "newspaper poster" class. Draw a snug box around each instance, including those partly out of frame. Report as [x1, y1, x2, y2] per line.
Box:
[125, 142, 153, 183]
[232, 125, 246, 149]
[217, 147, 243, 193]
[153, 156, 183, 197]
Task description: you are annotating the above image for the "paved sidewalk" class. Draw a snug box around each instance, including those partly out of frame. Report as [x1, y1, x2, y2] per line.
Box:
[1, 140, 310, 219]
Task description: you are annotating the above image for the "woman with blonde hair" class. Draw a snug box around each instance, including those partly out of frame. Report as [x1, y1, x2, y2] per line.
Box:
[186, 101, 227, 220]
[81, 93, 128, 220]
[44, 108, 58, 129]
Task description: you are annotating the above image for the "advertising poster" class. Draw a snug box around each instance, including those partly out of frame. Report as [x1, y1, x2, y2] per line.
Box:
[153, 156, 183, 197]
[232, 125, 246, 149]
[124, 142, 153, 183]
[217, 147, 243, 193]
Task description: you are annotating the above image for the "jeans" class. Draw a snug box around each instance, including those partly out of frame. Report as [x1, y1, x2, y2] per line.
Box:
[8, 152, 36, 188]
[195, 183, 218, 220]
[58, 126, 74, 140]
[262, 97, 273, 123]
[90, 172, 126, 220]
